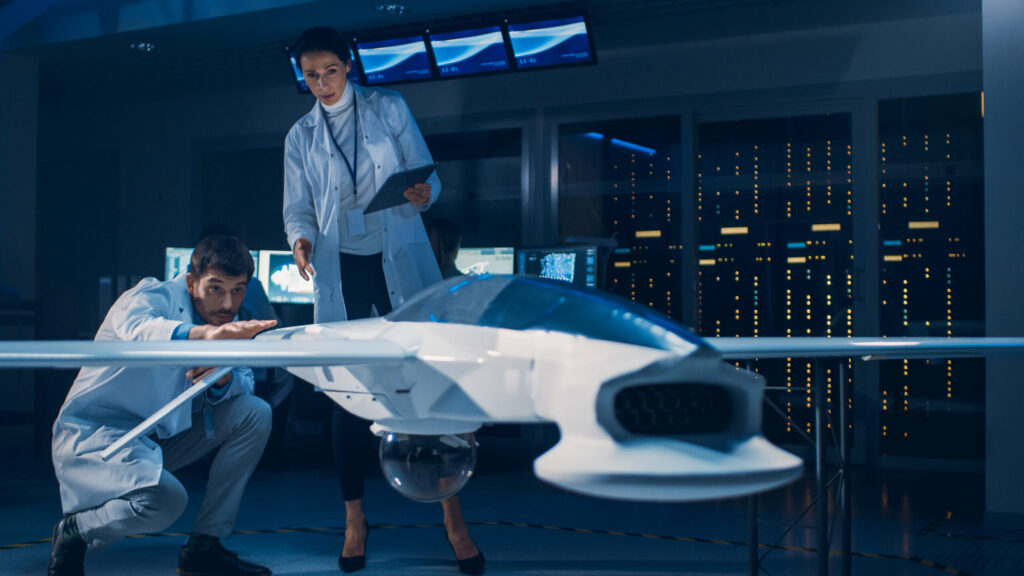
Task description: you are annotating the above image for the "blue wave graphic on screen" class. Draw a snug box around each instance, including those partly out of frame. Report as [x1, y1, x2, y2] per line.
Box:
[432, 31, 504, 67]
[360, 41, 426, 74]
[510, 21, 587, 57]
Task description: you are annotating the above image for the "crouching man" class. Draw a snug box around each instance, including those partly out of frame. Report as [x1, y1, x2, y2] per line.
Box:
[48, 235, 277, 576]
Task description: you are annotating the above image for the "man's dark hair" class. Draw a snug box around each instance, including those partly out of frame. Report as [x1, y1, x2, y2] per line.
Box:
[190, 235, 254, 280]
[293, 27, 352, 65]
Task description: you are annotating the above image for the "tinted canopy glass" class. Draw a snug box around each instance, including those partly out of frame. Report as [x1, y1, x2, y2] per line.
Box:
[389, 275, 704, 353]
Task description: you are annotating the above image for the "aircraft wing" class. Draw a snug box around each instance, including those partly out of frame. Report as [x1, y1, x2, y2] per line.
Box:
[706, 336, 1024, 360]
[0, 339, 410, 368]
[0, 338, 410, 461]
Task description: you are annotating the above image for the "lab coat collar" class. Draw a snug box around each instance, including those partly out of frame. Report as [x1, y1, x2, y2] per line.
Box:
[170, 272, 199, 324]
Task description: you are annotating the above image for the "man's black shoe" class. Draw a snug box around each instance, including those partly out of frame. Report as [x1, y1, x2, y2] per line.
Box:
[177, 541, 271, 576]
[48, 517, 86, 576]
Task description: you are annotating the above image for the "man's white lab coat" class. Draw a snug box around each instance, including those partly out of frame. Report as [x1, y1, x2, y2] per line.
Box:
[51, 274, 253, 514]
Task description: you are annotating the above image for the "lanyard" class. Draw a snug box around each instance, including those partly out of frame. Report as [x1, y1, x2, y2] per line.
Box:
[323, 98, 359, 195]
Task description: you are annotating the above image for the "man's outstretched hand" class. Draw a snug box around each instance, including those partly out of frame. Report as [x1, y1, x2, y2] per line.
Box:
[189, 319, 277, 341]
[186, 319, 277, 387]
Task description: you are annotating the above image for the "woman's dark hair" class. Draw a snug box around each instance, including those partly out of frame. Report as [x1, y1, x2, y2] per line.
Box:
[190, 235, 255, 280]
[293, 27, 352, 65]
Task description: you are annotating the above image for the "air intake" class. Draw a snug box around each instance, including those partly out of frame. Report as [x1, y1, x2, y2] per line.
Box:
[613, 383, 732, 435]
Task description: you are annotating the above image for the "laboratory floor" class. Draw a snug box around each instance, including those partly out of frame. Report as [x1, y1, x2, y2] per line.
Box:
[2, 447, 1023, 576]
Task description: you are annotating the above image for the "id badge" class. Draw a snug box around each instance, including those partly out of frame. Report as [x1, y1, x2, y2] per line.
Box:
[347, 208, 367, 237]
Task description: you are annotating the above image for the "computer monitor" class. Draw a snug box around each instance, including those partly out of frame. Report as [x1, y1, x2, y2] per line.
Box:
[357, 35, 433, 85]
[516, 246, 598, 288]
[454, 247, 515, 276]
[507, 15, 595, 70]
[257, 250, 314, 304]
[164, 247, 259, 281]
[428, 26, 510, 78]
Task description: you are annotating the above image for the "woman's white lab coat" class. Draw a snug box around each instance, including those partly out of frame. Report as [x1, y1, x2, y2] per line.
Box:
[283, 83, 442, 323]
[51, 274, 253, 514]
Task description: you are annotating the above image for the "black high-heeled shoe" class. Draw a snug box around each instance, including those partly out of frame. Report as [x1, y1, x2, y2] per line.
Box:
[338, 520, 369, 573]
[445, 530, 485, 575]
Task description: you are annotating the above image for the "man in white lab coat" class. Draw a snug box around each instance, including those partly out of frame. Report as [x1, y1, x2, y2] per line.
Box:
[48, 236, 277, 576]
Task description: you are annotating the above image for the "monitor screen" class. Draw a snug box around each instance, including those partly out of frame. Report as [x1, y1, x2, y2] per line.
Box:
[516, 246, 598, 288]
[286, 47, 360, 94]
[165, 247, 194, 280]
[257, 250, 314, 304]
[357, 35, 432, 85]
[507, 16, 594, 70]
[454, 247, 515, 276]
[165, 247, 259, 281]
[428, 26, 510, 78]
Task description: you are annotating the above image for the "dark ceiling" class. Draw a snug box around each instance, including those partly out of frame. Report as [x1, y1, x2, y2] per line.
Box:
[0, 0, 976, 104]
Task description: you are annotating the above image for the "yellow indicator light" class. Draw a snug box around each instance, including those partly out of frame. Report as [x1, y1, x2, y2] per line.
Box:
[908, 221, 940, 229]
[812, 223, 841, 232]
[721, 226, 749, 235]
[698, 259, 716, 266]
[787, 257, 807, 264]
[613, 262, 631, 268]
[883, 255, 903, 262]
[635, 230, 662, 238]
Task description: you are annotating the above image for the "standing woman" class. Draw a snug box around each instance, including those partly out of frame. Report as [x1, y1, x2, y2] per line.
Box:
[282, 27, 484, 574]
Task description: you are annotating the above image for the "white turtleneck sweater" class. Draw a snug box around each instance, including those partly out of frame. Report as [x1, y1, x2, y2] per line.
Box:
[323, 82, 381, 255]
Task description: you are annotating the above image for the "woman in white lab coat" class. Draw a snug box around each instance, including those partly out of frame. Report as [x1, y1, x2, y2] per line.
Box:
[282, 27, 483, 575]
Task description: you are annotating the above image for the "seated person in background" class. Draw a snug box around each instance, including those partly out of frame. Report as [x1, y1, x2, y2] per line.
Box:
[427, 218, 462, 279]
[48, 235, 277, 576]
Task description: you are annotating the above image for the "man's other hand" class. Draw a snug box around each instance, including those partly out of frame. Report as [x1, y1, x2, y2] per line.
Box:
[186, 366, 233, 387]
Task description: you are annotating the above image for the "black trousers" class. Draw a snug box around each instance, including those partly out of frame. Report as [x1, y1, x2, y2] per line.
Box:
[333, 252, 392, 502]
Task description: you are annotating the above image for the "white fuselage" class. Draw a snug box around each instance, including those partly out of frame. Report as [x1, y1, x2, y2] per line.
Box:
[259, 318, 804, 502]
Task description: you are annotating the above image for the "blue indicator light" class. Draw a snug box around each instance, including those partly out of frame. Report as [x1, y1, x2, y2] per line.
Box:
[883, 240, 902, 247]
[449, 279, 471, 293]
[609, 138, 656, 155]
[699, 245, 716, 252]
[787, 242, 806, 249]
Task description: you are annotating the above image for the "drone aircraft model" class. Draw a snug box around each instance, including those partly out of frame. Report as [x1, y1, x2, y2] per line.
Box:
[2, 274, 1023, 503]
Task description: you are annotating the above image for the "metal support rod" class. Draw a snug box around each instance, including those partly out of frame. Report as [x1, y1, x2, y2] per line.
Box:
[749, 495, 759, 576]
[814, 360, 829, 576]
[747, 359, 761, 576]
[99, 366, 233, 460]
[839, 362, 851, 576]
[764, 396, 816, 446]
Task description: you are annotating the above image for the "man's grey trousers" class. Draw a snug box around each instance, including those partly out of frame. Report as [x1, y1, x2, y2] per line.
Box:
[74, 394, 271, 549]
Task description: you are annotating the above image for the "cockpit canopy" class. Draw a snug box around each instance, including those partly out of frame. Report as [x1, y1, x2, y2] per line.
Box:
[389, 274, 707, 353]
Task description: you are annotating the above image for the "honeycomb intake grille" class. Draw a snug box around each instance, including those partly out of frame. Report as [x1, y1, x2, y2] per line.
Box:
[613, 383, 732, 435]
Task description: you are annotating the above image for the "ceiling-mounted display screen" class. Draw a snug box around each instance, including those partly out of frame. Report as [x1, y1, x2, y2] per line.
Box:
[357, 35, 433, 85]
[285, 48, 310, 93]
[428, 26, 510, 78]
[507, 16, 594, 70]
